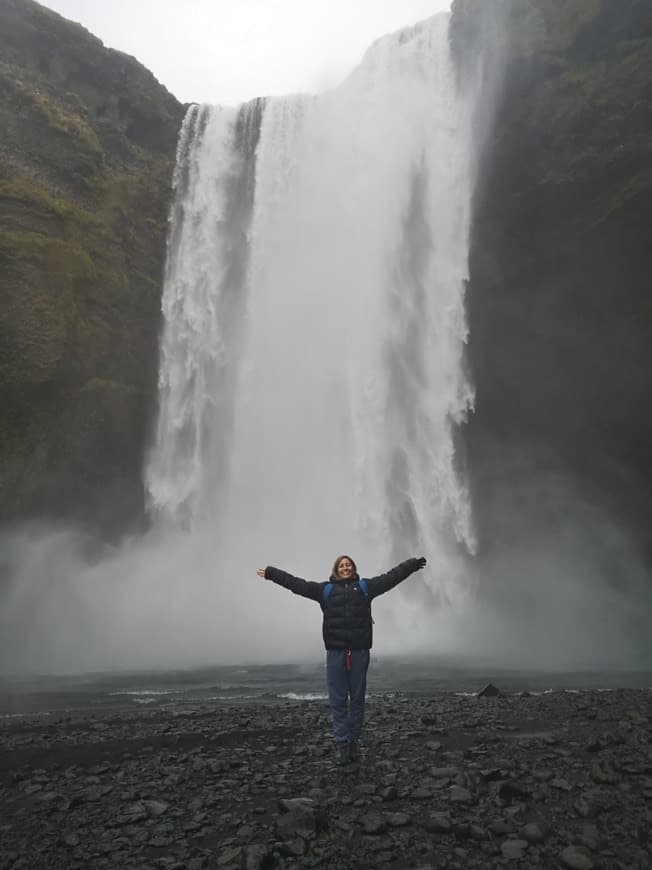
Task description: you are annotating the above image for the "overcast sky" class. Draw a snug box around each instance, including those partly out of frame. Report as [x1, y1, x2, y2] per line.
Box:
[42, 0, 451, 105]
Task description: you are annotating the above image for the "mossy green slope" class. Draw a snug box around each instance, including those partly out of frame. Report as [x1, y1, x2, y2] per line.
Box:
[0, 0, 185, 532]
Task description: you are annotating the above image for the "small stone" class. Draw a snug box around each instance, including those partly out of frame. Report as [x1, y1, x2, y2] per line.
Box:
[480, 768, 503, 782]
[498, 781, 529, 802]
[275, 804, 316, 840]
[242, 844, 270, 870]
[521, 822, 547, 843]
[386, 812, 411, 827]
[478, 683, 501, 698]
[449, 785, 473, 803]
[286, 838, 305, 857]
[183, 820, 203, 832]
[533, 769, 554, 782]
[121, 802, 147, 823]
[574, 797, 594, 818]
[501, 839, 528, 860]
[278, 797, 315, 813]
[425, 813, 452, 833]
[217, 846, 242, 866]
[431, 766, 458, 779]
[380, 785, 398, 801]
[142, 799, 169, 816]
[490, 820, 516, 835]
[361, 812, 387, 835]
[591, 759, 619, 785]
[560, 846, 594, 869]
[585, 736, 607, 753]
[576, 824, 600, 851]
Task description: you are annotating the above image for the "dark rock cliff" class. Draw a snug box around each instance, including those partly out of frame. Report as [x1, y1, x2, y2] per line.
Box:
[451, 0, 652, 568]
[0, 0, 185, 533]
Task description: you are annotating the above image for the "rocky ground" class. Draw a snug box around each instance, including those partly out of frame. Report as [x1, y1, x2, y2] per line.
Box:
[0, 689, 650, 869]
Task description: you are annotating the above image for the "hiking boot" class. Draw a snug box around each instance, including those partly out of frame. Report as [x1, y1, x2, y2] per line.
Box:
[349, 739, 361, 763]
[336, 742, 351, 766]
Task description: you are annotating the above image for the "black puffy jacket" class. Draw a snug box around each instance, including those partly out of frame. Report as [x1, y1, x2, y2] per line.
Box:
[264, 559, 423, 650]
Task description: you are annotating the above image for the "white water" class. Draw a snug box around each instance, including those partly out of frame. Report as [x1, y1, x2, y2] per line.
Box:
[147, 14, 476, 608]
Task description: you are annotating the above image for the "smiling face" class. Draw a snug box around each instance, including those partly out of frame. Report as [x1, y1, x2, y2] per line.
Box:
[334, 556, 355, 580]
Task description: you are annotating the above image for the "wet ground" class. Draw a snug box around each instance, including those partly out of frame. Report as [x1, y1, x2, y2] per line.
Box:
[1, 688, 651, 868]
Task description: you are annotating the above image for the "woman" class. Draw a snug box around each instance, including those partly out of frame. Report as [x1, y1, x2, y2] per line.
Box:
[256, 554, 426, 765]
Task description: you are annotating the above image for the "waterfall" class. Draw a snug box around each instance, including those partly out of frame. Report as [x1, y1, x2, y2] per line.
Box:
[5, 13, 651, 676]
[146, 13, 476, 603]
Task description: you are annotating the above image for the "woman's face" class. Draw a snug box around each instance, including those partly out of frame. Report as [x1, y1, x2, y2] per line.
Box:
[336, 558, 354, 579]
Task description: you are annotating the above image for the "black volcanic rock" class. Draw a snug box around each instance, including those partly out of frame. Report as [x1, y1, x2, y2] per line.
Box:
[0, 0, 185, 533]
[478, 683, 501, 698]
[0, 689, 651, 869]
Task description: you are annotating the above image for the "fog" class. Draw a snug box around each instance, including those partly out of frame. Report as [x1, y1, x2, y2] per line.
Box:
[42, 0, 450, 104]
[1, 469, 650, 677]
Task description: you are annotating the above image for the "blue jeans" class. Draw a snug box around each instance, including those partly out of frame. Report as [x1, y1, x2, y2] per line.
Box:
[326, 649, 370, 744]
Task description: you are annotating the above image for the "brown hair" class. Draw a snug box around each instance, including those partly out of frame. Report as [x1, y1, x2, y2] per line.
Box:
[332, 554, 357, 578]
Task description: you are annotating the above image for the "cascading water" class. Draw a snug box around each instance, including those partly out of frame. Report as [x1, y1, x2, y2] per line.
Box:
[146, 99, 264, 526]
[147, 13, 477, 622]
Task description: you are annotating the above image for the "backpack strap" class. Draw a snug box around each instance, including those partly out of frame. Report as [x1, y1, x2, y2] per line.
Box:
[359, 578, 369, 599]
[322, 582, 334, 603]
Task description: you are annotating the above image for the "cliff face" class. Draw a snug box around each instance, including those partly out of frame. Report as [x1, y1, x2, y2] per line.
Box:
[0, 0, 185, 532]
[452, 0, 652, 562]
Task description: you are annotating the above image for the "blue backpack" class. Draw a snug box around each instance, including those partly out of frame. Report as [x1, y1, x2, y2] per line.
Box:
[322, 578, 368, 604]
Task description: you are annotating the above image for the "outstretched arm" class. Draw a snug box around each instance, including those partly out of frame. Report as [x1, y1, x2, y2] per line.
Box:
[365, 557, 426, 599]
[257, 566, 324, 602]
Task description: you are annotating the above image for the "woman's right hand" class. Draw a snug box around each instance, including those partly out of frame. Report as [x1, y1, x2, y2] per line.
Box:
[256, 568, 266, 578]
